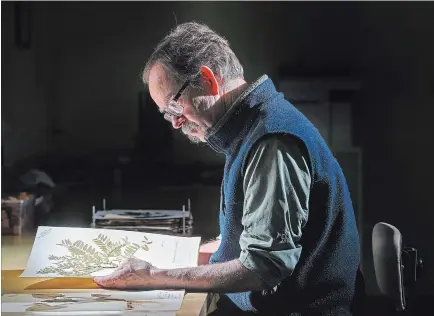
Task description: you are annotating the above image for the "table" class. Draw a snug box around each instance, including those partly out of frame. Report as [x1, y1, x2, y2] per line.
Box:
[1, 234, 209, 316]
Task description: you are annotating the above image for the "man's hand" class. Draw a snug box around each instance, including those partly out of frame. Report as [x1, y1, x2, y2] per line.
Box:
[94, 257, 267, 293]
[93, 257, 156, 289]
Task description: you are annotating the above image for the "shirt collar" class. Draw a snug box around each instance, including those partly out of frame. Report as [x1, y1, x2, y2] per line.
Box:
[205, 75, 268, 153]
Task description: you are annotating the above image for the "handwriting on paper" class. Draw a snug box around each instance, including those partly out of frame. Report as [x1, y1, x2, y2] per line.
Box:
[157, 291, 184, 300]
[37, 228, 52, 239]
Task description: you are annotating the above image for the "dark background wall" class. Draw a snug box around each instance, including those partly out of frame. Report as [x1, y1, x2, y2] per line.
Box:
[2, 1, 434, 297]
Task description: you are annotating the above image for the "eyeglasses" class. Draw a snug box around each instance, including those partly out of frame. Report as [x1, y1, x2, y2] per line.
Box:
[162, 80, 190, 123]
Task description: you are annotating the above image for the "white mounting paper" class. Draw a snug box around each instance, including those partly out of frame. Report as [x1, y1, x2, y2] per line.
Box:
[20, 226, 200, 278]
[1, 290, 183, 314]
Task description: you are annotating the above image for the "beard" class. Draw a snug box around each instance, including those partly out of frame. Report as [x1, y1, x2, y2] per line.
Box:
[179, 96, 213, 144]
[181, 121, 202, 144]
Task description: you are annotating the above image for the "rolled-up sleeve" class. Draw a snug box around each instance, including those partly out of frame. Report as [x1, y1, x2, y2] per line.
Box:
[239, 134, 311, 288]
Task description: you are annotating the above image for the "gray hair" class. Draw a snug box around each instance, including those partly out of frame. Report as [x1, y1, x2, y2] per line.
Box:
[142, 22, 244, 90]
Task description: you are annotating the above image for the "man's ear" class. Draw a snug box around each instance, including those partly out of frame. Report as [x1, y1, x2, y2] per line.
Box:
[200, 66, 219, 96]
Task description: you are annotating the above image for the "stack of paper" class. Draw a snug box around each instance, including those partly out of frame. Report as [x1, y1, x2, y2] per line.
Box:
[1, 226, 201, 315]
[92, 209, 194, 236]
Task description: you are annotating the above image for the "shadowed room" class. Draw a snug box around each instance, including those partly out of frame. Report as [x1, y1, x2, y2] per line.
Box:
[1, 1, 434, 315]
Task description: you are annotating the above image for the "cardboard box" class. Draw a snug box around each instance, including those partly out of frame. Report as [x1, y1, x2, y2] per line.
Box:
[1, 195, 35, 236]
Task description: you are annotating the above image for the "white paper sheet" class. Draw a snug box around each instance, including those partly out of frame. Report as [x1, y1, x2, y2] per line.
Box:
[1, 290, 183, 314]
[20, 226, 200, 278]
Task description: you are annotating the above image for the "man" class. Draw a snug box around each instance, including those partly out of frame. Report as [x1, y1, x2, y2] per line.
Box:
[94, 22, 362, 316]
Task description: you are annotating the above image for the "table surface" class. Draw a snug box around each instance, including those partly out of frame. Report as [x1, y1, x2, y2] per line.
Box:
[1, 234, 208, 316]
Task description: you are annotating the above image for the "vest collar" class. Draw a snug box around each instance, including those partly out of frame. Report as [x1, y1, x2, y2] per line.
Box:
[205, 75, 279, 154]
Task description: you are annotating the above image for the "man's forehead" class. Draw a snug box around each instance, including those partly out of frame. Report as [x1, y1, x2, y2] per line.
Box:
[148, 64, 173, 107]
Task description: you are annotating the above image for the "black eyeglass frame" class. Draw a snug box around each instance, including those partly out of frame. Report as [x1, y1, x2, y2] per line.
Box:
[162, 80, 190, 122]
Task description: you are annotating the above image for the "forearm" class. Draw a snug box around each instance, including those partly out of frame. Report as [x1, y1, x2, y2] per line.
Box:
[150, 259, 266, 292]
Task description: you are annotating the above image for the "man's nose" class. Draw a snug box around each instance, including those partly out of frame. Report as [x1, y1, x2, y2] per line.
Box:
[172, 116, 185, 129]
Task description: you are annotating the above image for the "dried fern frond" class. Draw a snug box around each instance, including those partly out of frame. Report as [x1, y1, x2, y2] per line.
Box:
[38, 234, 152, 276]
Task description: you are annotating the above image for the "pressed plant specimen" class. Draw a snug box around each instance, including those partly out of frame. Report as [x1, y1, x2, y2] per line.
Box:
[37, 234, 152, 276]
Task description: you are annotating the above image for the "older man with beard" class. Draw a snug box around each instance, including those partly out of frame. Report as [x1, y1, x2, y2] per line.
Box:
[94, 22, 363, 316]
